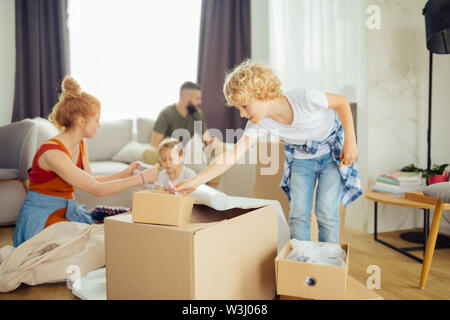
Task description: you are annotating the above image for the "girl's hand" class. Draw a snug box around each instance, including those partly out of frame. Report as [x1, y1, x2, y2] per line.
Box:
[123, 162, 140, 178]
[141, 164, 160, 184]
[174, 178, 200, 194]
[340, 141, 358, 166]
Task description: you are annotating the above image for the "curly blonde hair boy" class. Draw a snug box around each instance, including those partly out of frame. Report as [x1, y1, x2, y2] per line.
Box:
[223, 59, 282, 107]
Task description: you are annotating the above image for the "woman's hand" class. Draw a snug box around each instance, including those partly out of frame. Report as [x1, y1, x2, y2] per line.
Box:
[141, 164, 160, 184]
[340, 141, 358, 166]
[122, 162, 140, 178]
[174, 178, 200, 194]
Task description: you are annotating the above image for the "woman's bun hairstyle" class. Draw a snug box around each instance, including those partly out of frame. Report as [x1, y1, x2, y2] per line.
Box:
[48, 76, 101, 129]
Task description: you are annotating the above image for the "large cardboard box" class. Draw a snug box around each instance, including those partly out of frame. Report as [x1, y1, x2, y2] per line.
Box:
[254, 141, 345, 242]
[275, 241, 349, 300]
[280, 276, 383, 300]
[105, 204, 278, 300]
[132, 190, 194, 226]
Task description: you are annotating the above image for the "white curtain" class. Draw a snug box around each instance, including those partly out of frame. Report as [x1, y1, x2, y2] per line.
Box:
[68, 0, 202, 121]
[268, 0, 366, 103]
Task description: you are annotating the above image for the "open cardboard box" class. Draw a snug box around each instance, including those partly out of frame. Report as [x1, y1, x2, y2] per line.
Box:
[275, 240, 349, 300]
[132, 189, 195, 226]
[105, 202, 278, 300]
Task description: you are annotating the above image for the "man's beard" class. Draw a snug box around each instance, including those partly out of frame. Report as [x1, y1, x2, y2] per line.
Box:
[187, 104, 197, 114]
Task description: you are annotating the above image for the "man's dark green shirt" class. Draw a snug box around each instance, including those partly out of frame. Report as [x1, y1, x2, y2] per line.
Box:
[153, 104, 208, 140]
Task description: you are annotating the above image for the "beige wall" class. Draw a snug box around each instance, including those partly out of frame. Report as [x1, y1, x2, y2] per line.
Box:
[0, 0, 15, 126]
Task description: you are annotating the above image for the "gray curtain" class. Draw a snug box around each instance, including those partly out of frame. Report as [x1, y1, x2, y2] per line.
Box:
[197, 0, 251, 138]
[12, 0, 70, 122]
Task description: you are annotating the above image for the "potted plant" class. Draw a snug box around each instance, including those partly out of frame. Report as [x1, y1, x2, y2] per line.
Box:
[421, 164, 449, 185]
[400, 163, 422, 173]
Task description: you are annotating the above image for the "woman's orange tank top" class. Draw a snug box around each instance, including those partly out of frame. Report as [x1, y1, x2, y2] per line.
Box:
[28, 138, 84, 200]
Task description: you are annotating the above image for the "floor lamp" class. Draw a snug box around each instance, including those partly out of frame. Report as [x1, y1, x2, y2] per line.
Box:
[400, 0, 450, 248]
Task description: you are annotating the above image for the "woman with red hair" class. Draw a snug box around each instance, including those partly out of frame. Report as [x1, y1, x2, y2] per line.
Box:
[13, 76, 159, 247]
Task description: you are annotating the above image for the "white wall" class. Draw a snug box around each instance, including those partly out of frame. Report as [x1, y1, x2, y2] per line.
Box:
[251, 0, 450, 234]
[0, 0, 15, 126]
[366, 0, 450, 235]
[251, 0, 270, 64]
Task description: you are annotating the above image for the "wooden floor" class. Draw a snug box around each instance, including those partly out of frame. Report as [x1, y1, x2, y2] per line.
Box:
[0, 225, 449, 300]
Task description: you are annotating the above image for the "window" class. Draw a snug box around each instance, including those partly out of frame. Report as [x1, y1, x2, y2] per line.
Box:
[68, 0, 202, 121]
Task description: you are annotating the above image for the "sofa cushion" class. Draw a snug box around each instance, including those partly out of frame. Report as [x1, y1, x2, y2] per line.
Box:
[0, 180, 27, 225]
[137, 118, 155, 144]
[112, 141, 148, 163]
[87, 119, 133, 161]
[90, 161, 129, 176]
[0, 168, 20, 180]
[31, 117, 60, 148]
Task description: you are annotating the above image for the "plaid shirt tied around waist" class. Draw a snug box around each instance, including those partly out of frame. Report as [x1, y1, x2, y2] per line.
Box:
[280, 118, 362, 208]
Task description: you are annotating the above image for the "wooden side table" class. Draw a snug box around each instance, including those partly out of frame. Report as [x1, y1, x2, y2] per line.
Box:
[365, 190, 450, 263]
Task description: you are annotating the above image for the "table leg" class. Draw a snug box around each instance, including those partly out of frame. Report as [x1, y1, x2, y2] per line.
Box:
[374, 202, 378, 240]
[423, 209, 429, 256]
[420, 201, 444, 289]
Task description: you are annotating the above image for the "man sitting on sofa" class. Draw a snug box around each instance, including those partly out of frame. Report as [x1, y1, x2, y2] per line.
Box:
[143, 81, 223, 188]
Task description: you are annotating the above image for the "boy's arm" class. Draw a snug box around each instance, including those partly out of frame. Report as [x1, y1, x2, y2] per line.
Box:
[325, 92, 358, 165]
[174, 134, 256, 193]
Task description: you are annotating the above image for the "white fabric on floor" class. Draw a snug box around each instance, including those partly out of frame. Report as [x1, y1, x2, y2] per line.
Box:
[0, 222, 105, 293]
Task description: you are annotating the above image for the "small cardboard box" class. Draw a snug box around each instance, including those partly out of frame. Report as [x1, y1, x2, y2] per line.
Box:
[105, 203, 278, 300]
[132, 190, 194, 226]
[275, 241, 349, 300]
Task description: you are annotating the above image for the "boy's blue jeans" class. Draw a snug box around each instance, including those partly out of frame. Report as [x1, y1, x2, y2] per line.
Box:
[288, 153, 343, 242]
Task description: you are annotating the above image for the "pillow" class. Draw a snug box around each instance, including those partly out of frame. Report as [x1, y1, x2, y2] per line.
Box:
[88, 119, 133, 161]
[112, 141, 149, 163]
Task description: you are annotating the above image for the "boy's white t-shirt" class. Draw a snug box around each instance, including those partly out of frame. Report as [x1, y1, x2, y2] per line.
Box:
[155, 166, 197, 191]
[243, 88, 337, 159]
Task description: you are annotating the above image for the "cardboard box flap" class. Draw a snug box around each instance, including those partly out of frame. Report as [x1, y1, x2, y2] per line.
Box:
[107, 213, 220, 233]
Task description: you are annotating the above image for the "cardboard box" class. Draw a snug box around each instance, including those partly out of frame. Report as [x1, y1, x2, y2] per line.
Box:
[254, 141, 346, 242]
[132, 190, 194, 226]
[275, 241, 349, 300]
[280, 275, 383, 300]
[105, 203, 278, 300]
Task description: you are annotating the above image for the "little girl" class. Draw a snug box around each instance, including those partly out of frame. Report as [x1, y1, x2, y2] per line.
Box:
[155, 138, 197, 191]
[175, 60, 362, 243]
[13, 76, 159, 247]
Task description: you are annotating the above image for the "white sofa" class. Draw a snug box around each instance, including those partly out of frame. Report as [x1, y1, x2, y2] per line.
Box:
[30, 117, 256, 210]
[0, 120, 37, 225]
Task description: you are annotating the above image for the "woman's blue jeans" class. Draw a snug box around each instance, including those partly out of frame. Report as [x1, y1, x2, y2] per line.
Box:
[288, 153, 343, 242]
